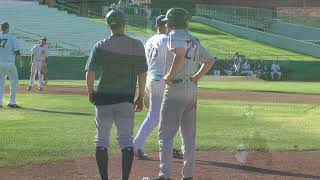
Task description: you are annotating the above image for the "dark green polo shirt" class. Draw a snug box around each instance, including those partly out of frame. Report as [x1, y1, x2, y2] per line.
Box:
[85, 34, 147, 105]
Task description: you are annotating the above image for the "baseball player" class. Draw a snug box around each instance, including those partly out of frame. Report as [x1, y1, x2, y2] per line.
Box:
[0, 22, 22, 109]
[133, 15, 183, 160]
[85, 10, 147, 180]
[143, 8, 216, 180]
[27, 37, 48, 91]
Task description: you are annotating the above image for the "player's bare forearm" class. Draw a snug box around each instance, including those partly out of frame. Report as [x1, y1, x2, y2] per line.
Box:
[135, 72, 146, 112]
[86, 70, 95, 94]
[192, 59, 216, 82]
[137, 72, 146, 98]
[165, 48, 186, 80]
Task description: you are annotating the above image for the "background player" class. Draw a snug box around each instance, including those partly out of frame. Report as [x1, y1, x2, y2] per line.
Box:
[85, 10, 147, 180]
[0, 22, 22, 108]
[144, 8, 216, 180]
[27, 37, 48, 91]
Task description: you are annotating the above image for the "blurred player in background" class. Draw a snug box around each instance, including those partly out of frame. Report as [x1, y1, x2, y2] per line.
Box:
[27, 37, 48, 91]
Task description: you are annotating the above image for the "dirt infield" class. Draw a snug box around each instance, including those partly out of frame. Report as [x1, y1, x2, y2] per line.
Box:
[1, 151, 319, 180]
[2, 85, 320, 179]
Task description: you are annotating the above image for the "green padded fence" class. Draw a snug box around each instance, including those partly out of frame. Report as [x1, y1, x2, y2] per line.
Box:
[236, 60, 320, 81]
[18, 56, 88, 80]
[16, 56, 320, 81]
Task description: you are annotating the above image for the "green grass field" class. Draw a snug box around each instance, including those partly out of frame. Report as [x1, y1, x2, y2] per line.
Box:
[1, 94, 319, 167]
[133, 22, 317, 61]
[95, 19, 316, 61]
[187, 22, 316, 61]
[198, 81, 320, 94]
[14, 80, 320, 94]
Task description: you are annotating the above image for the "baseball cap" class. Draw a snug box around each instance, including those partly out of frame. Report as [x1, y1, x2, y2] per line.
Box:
[40, 37, 47, 41]
[105, 10, 127, 26]
[1, 22, 9, 29]
[155, 15, 166, 26]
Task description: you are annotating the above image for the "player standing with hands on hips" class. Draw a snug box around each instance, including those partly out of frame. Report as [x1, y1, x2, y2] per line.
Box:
[85, 10, 147, 180]
[0, 22, 22, 109]
[143, 8, 216, 180]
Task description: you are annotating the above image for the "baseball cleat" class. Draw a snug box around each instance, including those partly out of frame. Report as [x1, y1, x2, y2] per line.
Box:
[7, 104, 21, 108]
[135, 149, 150, 160]
[27, 86, 32, 91]
[183, 177, 193, 180]
[142, 176, 170, 180]
[38, 87, 43, 91]
[173, 148, 183, 159]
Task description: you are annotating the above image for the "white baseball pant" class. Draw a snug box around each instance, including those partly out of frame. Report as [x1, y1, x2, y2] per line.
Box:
[0, 62, 18, 105]
[29, 60, 44, 88]
[133, 79, 165, 150]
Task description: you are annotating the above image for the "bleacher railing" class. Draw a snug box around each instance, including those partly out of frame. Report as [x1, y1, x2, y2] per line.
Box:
[195, 4, 320, 29]
[195, 4, 274, 31]
[12, 27, 83, 57]
[55, 0, 80, 15]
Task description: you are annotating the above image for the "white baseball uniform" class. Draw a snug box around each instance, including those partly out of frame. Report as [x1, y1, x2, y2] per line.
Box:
[0, 32, 20, 106]
[29, 44, 48, 88]
[271, 63, 281, 80]
[133, 33, 168, 151]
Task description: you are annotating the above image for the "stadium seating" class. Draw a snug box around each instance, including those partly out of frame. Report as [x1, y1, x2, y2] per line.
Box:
[0, 1, 110, 56]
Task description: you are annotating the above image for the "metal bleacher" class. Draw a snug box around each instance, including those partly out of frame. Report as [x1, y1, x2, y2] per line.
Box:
[0, 0, 110, 56]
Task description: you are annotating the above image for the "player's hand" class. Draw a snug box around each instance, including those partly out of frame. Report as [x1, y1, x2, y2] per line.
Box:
[88, 91, 96, 104]
[191, 75, 200, 85]
[163, 74, 173, 86]
[134, 96, 144, 112]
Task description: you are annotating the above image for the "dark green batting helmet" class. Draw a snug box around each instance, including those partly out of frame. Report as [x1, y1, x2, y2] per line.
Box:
[162, 8, 190, 29]
[105, 10, 127, 26]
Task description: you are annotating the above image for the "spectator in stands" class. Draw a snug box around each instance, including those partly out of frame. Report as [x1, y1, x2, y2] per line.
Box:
[212, 60, 221, 76]
[233, 52, 242, 75]
[240, 60, 254, 76]
[224, 61, 234, 76]
[257, 60, 269, 80]
[271, 61, 282, 80]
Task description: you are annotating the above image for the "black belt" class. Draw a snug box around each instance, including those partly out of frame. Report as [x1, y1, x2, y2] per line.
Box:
[152, 75, 163, 82]
[171, 78, 192, 84]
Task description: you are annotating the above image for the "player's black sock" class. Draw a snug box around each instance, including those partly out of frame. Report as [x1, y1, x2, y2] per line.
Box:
[121, 147, 134, 180]
[96, 146, 108, 180]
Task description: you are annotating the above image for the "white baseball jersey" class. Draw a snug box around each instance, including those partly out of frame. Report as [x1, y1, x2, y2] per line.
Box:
[144, 34, 168, 80]
[242, 63, 250, 70]
[271, 63, 280, 72]
[0, 33, 20, 62]
[31, 44, 48, 62]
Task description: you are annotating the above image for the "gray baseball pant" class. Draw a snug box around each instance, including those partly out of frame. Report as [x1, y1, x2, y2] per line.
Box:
[95, 102, 135, 149]
[158, 81, 197, 179]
